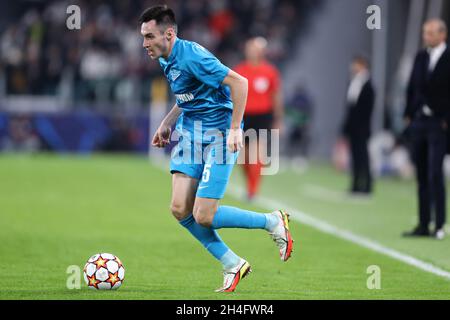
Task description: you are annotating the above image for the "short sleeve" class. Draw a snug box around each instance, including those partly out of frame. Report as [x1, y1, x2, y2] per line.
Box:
[186, 43, 230, 88]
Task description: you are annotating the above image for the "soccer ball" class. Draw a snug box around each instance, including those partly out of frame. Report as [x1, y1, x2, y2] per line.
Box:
[83, 253, 125, 290]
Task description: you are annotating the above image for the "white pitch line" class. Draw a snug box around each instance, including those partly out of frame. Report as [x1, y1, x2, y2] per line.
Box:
[227, 185, 450, 280]
[301, 184, 372, 204]
[149, 159, 450, 280]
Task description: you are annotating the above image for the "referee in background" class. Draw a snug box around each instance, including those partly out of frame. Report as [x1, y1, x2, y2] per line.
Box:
[234, 37, 283, 200]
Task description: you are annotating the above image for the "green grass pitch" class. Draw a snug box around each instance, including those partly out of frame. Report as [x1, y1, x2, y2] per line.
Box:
[0, 154, 449, 299]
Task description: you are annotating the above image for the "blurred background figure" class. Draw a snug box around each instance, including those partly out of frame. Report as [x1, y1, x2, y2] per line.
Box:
[340, 56, 375, 196]
[0, 0, 449, 234]
[234, 36, 283, 200]
[101, 115, 132, 152]
[402, 19, 449, 240]
[1, 114, 41, 152]
[284, 84, 313, 161]
[0, 0, 305, 154]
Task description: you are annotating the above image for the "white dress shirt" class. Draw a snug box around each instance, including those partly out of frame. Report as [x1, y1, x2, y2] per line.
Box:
[422, 42, 447, 116]
[428, 42, 447, 72]
[347, 70, 369, 105]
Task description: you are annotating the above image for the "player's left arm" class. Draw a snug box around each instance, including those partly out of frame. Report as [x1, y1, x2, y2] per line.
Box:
[222, 70, 248, 153]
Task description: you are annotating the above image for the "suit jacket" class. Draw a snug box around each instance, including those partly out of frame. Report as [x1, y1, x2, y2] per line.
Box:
[342, 80, 375, 138]
[404, 47, 450, 122]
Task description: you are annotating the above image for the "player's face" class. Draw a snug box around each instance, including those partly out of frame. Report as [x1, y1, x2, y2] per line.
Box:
[422, 22, 446, 48]
[141, 20, 171, 60]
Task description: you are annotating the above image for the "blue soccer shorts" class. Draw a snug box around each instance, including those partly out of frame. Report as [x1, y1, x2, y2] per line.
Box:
[170, 129, 239, 200]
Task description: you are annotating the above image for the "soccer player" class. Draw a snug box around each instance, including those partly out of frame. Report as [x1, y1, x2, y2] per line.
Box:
[140, 5, 294, 292]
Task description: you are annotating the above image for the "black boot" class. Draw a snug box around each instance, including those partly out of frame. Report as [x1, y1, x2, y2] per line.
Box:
[402, 225, 430, 237]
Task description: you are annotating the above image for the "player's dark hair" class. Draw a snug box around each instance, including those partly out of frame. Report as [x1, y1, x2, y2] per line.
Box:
[139, 5, 177, 33]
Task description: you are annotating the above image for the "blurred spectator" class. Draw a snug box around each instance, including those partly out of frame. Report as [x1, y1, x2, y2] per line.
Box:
[285, 85, 313, 158]
[208, 0, 234, 41]
[1, 114, 41, 152]
[340, 56, 375, 195]
[1, 25, 28, 94]
[102, 115, 132, 152]
[0, 0, 307, 106]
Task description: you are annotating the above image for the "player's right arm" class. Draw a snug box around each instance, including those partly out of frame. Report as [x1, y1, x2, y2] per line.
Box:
[152, 104, 182, 148]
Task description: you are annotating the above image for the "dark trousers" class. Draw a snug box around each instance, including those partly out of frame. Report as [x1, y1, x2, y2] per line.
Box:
[349, 134, 372, 193]
[410, 117, 447, 230]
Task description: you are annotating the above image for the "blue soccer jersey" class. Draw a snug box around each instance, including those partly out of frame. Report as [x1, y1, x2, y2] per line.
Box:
[158, 37, 240, 199]
[158, 38, 232, 120]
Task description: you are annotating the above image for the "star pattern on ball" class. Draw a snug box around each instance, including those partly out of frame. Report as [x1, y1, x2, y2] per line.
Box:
[106, 271, 120, 286]
[83, 253, 124, 290]
[94, 257, 109, 269]
[87, 274, 101, 289]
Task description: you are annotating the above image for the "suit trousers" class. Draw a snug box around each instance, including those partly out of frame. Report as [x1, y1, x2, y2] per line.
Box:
[410, 117, 447, 229]
[349, 134, 372, 193]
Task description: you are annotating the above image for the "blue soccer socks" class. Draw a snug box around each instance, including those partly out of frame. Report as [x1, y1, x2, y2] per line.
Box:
[179, 214, 240, 268]
[219, 249, 241, 270]
[212, 206, 275, 230]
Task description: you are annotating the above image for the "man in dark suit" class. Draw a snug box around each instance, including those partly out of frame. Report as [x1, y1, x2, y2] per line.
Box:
[341, 56, 375, 195]
[403, 19, 449, 240]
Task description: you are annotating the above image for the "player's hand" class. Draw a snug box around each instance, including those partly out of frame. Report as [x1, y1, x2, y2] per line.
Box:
[227, 128, 243, 153]
[152, 124, 172, 148]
